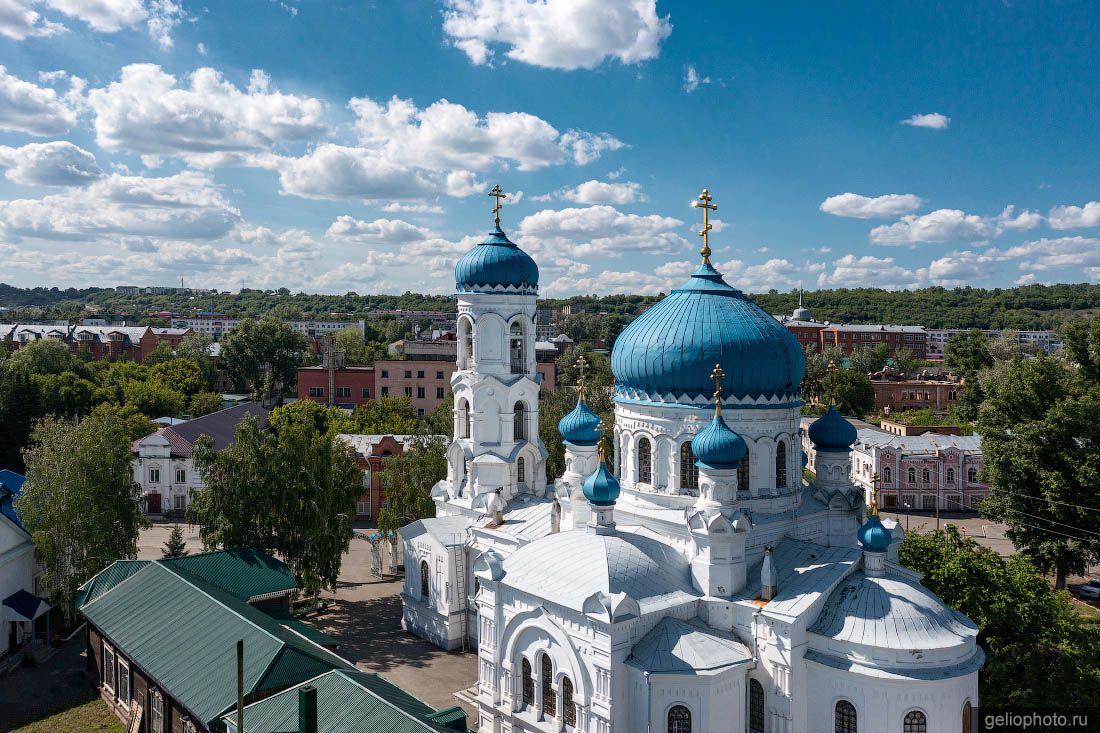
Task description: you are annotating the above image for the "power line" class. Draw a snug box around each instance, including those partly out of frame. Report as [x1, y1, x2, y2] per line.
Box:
[985, 488, 1100, 515]
[1002, 508, 1100, 539]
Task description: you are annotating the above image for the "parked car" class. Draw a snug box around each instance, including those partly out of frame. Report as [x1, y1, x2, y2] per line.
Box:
[1078, 580, 1100, 599]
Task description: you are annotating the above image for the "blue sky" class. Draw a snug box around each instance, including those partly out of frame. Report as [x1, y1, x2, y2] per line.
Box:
[1, 1, 1098, 296]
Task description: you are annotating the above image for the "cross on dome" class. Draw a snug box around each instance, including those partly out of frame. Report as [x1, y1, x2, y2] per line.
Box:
[692, 188, 718, 265]
[710, 363, 725, 415]
[488, 184, 507, 227]
[575, 355, 589, 398]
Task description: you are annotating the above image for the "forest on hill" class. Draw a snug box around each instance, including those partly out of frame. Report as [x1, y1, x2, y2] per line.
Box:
[1, 281, 1099, 331]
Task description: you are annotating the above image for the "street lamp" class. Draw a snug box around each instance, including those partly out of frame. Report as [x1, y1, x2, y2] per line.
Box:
[902, 502, 911, 532]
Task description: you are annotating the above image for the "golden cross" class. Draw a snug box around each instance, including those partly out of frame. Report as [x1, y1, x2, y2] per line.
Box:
[595, 419, 607, 464]
[575, 355, 589, 398]
[870, 472, 880, 516]
[489, 184, 507, 227]
[710, 363, 725, 415]
[692, 188, 718, 265]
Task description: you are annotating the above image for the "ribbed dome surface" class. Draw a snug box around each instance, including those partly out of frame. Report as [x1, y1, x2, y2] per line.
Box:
[583, 462, 621, 507]
[808, 405, 858, 451]
[857, 514, 892, 552]
[558, 398, 601, 446]
[691, 414, 747, 469]
[454, 226, 538, 293]
[611, 264, 804, 403]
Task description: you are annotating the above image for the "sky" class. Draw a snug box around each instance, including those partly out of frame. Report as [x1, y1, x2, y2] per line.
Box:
[1, 1, 1099, 297]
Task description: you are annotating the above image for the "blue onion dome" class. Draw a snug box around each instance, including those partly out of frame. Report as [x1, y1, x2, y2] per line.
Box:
[692, 414, 747, 469]
[583, 462, 621, 507]
[611, 264, 804, 404]
[558, 398, 601, 446]
[454, 226, 539, 294]
[857, 514, 892, 553]
[808, 405, 858, 451]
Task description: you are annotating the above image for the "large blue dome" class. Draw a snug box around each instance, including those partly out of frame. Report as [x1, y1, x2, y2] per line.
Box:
[692, 414, 747, 469]
[558, 398, 601, 446]
[808, 405, 857, 451]
[455, 226, 538, 293]
[612, 264, 804, 404]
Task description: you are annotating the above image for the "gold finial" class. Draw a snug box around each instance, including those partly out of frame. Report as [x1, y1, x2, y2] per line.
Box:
[489, 184, 507, 227]
[870, 472, 880, 516]
[710, 362, 725, 416]
[596, 419, 608, 464]
[575, 355, 589, 399]
[692, 188, 718, 265]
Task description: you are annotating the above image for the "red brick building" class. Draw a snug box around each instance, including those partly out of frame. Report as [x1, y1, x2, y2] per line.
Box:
[373, 359, 556, 416]
[296, 365, 376, 407]
[819, 324, 928, 358]
[872, 378, 961, 414]
[336, 434, 446, 520]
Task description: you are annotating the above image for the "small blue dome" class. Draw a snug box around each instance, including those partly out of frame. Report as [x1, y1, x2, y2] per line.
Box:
[455, 226, 538, 293]
[808, 405, 857, 451]
[611, 264, 804, 403]
[583, 462, 621, 507]
[559, 399, 601, 446]
[857, 514, 892, 552]
[691, 414, 747, 469]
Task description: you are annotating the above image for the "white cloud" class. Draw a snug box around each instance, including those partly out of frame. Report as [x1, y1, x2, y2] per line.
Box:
[0, 141, 102, 185]
[1001, 236, 1100, 279]
[325, 216, 434, 245]
[40, 0, 186, 48]
[819, 192, 923, 219]
[559, 179, 642, 205]
[868, 205, 1039, 245]
[382, 201, 445, 214]
[900, 112, 950, 129]
[518, 205, 687, 257]
[0, 65, 78, 135]
[683, 64, 710, 93]
[1048, 201, 1100, 230]
[87, 64, 327, 155]
[996, 204, 1042, 231]
[442, 0, 672, 71]
[927, 250, 997, 287]
[196, 41, 207, 55]
[543, 266, 679, 296]
[818, 254, 927, 290]
[0, 0, 65, 39]
[0, 170, 240, 241]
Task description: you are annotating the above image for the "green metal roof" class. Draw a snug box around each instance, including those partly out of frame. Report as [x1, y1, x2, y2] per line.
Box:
[261, 610, 339, 649]
[161, 547, 298, 600]
[224, 669, 468, 733]
[81, 557, 352, 727]
[76, 560, 151, 608]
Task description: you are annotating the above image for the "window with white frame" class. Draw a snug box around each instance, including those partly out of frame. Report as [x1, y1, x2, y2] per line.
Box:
[117, 657, 130, 706]
[175, 468, 186, 484]
[356, 501, 371, 517]
[336, 387, 351, 397]
[174, 494, 186, 510]
[102, 643, 117, 694]
[149, 467, 160, 484]
[150, 689, 164, 733]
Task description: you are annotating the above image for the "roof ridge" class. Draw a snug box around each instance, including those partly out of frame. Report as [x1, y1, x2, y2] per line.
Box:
[337, 669, 442, 732]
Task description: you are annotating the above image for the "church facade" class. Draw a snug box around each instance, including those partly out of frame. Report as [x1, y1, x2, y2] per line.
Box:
[400, 189, 982, 733]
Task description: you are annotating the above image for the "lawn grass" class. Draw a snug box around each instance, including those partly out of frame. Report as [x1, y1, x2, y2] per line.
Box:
[11, 697, 125, 733]
[1072, 597, 1100, 624]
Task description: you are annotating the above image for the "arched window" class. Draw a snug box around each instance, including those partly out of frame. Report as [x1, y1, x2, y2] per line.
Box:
[967, 467, 977, 483]
[922, 468, 931, 484]
[458, 318, 473, 370]
[749, 679, 764, 733]
[562, 677, 575, 727]
[903, 711, 927, 733]
[521, 658, 534, 707]
[835, 700, 857, 733]
[908, 467, 916, 484]
[883, 466, 892, 484]
[514, 402, 526, 441]
[517, 457, 526, 485]
[679, 443, 698, 490]
[419, 560, 429, 600]
[962, 701, 972, 733]
[541, 654, 555, 717]
[458, 399, 470, 439]
[638, 437, 653, 485]
[668, 705, 691, 733]
[946, 467, 955, 483]
[510, 322, 525, 374]
[775, 441, 788, 488]
[738, 448, 750, 492]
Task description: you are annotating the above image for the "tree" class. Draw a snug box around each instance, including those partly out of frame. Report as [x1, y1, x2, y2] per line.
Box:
[847, 343, 889, 375]
[6, 338, 74, 375]
[269, 400, 344, 434]
[820, 369, 875, 418]
[89, 402, 156, 442]
[977, 355, 1100, 588]
[188, 391, 224, 417]
[219, 317, 307, 394]
[162, 525, 188, 558]
[424, 395, 454, 439]
[188, 412, 362, 596]
[176, 332, 218, 389]
[800, 344, 844, 402]
[900, 526, 1100, 705]
[944, 330, 994, 376]
[555, 347, 613, 387]
[1061, 316, 1100, 383]
[377, 434, 447, 534]
[338, 396, 420, 435]
[15, 411, 148, 619]
[149, 358, 206, 397]
[332, 326, 375, 366]
[32, 371, 111, 417]
[120, 378, 186, 417]
[0, 368, 42, 472]
[892, 347, 918, 377]
[143, 341, 175, 365]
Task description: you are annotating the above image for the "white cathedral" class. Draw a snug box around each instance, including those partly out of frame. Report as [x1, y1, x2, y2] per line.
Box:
[400, 190, 982, 733]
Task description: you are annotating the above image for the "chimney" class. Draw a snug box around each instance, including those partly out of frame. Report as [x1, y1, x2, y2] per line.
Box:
[299, 685, 318, 733]
[760, 546, 778, 602]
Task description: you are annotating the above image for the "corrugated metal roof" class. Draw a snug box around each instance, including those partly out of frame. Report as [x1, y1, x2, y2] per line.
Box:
[81, 557, 352, 727]
[628, 617, 751, 673]
[262, 610, 339, 648]
[225, 669, 466, 733]
[76, 560, 151, 608]
[161, 547, 297, 601]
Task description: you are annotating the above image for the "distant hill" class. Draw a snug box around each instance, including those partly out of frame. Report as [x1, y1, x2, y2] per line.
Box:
[1, 282, 1098, 332]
